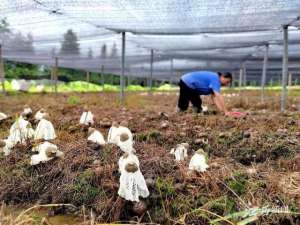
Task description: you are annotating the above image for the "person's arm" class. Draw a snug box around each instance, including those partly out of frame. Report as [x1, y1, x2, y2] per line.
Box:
[211, 91, 229, 115]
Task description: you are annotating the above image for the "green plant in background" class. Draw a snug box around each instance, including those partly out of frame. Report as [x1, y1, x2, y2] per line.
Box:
[67, 95, 80, 105]
[71, 169, 101, 206]
[226, 172, 248, 196]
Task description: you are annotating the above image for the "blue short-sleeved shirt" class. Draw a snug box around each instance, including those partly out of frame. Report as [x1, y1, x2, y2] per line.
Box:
[181, 71, 221, 95]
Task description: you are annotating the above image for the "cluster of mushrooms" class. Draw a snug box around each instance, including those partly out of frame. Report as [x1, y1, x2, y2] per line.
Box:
[170, 143, 209, 172]
[1, 106, 210, 208]
[76, 109, 150, 203]
[0, 106, 63, 165]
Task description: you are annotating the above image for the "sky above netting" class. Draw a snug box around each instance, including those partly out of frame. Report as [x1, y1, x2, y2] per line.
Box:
[1, 0, 300, 81]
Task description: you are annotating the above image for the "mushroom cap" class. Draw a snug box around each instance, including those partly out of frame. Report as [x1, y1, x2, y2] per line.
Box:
[125, 162, 139, 173]
[45, 146, 57, 157]
[39, 108, 46, 113]
[120, 133, 129, 142]
[181, 142, 189, 149]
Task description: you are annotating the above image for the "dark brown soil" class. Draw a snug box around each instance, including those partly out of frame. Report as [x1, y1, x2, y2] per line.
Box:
[0, 91, 299, 224]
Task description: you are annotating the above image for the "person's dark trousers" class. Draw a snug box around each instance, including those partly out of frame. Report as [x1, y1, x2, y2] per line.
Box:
[178, 79, 202, 113]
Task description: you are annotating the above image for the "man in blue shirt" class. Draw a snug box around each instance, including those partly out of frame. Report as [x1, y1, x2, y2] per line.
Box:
[178, 71, 232, 115]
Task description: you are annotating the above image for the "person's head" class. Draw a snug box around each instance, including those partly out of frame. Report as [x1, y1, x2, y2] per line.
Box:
[217, 72, 232, 86]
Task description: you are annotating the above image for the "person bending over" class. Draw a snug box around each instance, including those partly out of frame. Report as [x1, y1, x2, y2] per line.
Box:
[177, 71, 232, 115]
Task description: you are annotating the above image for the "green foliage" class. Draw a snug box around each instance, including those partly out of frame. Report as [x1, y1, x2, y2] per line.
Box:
[71, 169, 101, 206]
[226, 172, 247, 196]
[67, 95, 80, 105]
[156, 177, 176, 198]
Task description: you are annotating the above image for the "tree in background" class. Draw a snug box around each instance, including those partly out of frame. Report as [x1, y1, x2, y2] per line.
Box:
[88, 47, 93, 59]
[110, 42, 118, 58]
[100, 44, 107, 58]
[60, 29, 80, 55]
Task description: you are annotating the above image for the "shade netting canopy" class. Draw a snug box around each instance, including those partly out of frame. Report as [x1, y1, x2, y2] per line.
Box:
[1, 0, 300, 81]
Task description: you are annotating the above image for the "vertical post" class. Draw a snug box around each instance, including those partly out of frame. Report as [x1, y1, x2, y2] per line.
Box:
[101, 65, 104, 91]
[288, 73, 292, 86]
[52, 57, 58, 93]
[0, 44, 6, 93]
[170, 58, 174, 85]
[243, 64, 247, 87]
[261, 44, 269, 102]
[281, 25, 288, 112]
[270, 78, 273, 86]
[86, 71, 90, 83]
[149, 49, 154, 93]
[239, 68, 243, 93]
[120, 31, 126, 103]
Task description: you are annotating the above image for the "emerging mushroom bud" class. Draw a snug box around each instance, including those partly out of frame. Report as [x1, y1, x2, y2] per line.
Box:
[132, 201, 147, 215]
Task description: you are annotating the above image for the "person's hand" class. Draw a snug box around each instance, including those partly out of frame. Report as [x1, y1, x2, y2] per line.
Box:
[226, 111, 247, 117]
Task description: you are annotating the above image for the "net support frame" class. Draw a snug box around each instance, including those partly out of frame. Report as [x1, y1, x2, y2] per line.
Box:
[148, 49, 154, 94]
[101, 65, 104, 91]
[261, 44, 269, 102]
[281, 25, 289, 112]
[120, 31, 126, 103]
[0, 44, 6, 94]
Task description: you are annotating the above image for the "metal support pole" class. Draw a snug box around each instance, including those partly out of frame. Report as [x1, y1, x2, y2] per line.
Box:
[52, 57, 58, 93]
[0, 44, 6, 93]
[149, 49, 154, 93]
[101, 65, 104, 91]
[170, 58, 174, 85]
[243, 64, 247, 87]
[86, 71, 90, 83]
[261, 44, 269, 102]
[288, 73, 292, 86]
[120, 31, 126, 103]
[281, 25, 288, 112]
[239, 68, 243, 93]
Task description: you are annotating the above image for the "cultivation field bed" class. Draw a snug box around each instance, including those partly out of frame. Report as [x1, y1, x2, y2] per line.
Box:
[0, 91, 299, 225]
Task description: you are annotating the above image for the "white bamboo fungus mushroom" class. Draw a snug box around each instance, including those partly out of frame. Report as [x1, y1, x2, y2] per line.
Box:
[79, 111, 94, 125]
[189, 149, 209, 172]
[8, 117, 35, 145]
[116, 132, 135, 153]
[87, 128, 106, 145]
[0, 112, 8, 121]
[118, 153, 149, 202]
[34, 108, 47, 121]
[30, 142, 64, 165]
[22, 105, 32, 117]
[0, 139, 14, 156]
[34, 118, 56, 141]
[170, 143, 189, 161]
[107, 123, 134, 152]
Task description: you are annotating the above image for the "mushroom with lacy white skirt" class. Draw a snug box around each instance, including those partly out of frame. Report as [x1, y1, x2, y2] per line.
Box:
[87, 127, 106, 150]
[118, 152, 149, 202]
[189, 149, 209, 172]
[34, 115, 56, 141]
[79, 111, 94, 126]
[30, 142, 64, 165]
[170, 143, 189, 161]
